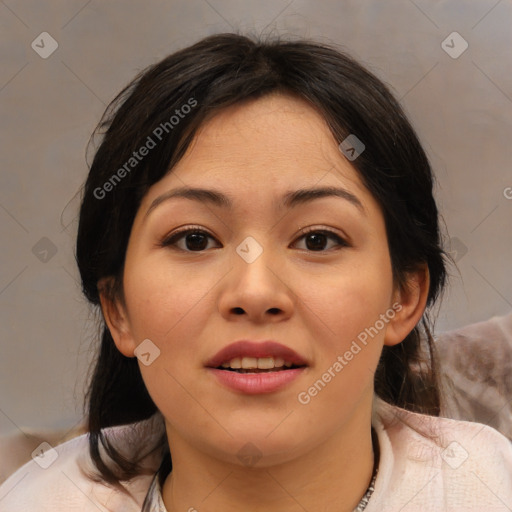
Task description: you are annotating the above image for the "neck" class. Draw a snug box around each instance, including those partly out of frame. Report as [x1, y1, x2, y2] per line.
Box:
[162, 400, 376, 512]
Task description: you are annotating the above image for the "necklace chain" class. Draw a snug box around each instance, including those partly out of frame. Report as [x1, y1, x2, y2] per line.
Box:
[353, 468, 378, 511]
[353, 426, 379, 511]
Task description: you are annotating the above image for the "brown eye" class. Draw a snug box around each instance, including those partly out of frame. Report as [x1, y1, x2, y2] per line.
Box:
[293, 229, 348, 252]
[161, 228, 220, 252]
[305, 232, 329, 251]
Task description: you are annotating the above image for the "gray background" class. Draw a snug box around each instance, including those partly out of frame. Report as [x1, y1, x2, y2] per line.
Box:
[0, 0, 511, 433]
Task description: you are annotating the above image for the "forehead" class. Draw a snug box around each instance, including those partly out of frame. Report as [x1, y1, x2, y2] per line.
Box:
[182, 93, 341, 173]
[141, 93, 375, 213]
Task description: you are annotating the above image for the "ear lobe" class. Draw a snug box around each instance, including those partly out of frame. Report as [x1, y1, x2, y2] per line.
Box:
[384, 265, 430, 347]
[97, 277, 136, 357]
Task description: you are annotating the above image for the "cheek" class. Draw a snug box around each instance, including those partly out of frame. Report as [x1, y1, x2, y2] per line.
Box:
[122, 255, 216, 342]
[304, 253, 394, 348]
[122, 257, 218, 418]
[296, 259, 393, 415]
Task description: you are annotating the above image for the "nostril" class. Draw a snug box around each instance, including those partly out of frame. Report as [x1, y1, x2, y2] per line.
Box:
[229, 307, 282, 315]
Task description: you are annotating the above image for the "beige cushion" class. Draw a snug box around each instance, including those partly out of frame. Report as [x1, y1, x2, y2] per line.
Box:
[437, 311, 512, 440]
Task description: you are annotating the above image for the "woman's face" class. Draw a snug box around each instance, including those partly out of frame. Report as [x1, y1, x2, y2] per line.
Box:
[105, 93, 407, 466]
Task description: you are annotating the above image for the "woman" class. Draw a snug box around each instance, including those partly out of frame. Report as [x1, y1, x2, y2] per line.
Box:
[1, 33, 511, 512]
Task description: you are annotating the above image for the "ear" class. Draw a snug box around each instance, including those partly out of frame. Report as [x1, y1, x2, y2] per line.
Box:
[97, 277, 137, 357]
[384, 264, 430, 347]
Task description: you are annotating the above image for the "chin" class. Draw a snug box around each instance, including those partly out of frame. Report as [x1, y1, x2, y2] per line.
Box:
[206, 430, 310, 469]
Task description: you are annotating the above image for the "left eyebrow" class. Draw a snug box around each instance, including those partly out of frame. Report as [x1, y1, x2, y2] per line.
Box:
[144, 185, 365, 218]
[281, 186, 365, 214]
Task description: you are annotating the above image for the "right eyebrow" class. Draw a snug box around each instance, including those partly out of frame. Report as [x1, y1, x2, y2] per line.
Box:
[145, 187, 232, 218]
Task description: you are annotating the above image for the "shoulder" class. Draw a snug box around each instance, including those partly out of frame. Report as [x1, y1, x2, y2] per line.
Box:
[369, 397, 512, 511]
[0, 416, 164, 512]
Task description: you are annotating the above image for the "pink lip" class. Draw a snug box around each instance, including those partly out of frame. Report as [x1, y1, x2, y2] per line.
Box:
[205, 340, 308, 395]
[208, 367, 307, 394]
[205, 340, 308, 368]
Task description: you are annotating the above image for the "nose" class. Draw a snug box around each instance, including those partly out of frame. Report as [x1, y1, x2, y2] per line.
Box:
[217, 240, 294, 324]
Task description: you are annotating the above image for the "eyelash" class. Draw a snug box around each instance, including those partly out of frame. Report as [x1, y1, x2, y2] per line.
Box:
[160, 225, 349, 253]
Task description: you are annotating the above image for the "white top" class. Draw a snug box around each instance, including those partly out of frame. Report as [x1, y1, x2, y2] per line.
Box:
[1, 397, 511, 512]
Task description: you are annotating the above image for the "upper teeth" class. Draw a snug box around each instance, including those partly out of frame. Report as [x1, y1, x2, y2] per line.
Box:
[221, 357, 293, 369]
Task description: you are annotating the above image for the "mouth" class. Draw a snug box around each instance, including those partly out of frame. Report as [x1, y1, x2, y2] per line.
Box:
[217, 356, 305, 373]
[205, 340, 309, 369]
[205, 341, 309, 394]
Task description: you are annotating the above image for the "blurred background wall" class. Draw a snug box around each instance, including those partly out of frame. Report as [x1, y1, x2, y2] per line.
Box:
[1, 0, 511, 434]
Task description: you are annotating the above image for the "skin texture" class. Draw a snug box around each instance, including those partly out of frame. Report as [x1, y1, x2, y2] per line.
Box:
[100, 93, 429, 512]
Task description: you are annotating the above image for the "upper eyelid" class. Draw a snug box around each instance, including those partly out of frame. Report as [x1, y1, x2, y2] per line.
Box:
[297, 226, 342, 236]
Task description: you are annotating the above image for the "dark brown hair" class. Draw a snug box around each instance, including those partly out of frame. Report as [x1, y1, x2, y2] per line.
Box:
[76, 32, 447, 495]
